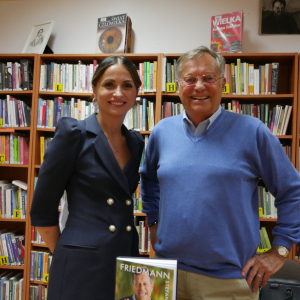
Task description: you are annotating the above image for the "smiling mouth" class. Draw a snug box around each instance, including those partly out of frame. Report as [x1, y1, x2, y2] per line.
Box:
[109, 101, 125, 106]
[191, 96, 209, 100]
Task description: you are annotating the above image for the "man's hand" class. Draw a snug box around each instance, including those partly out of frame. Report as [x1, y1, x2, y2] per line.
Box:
[241, 247, 286, 292]
[149, 223, 158, 251]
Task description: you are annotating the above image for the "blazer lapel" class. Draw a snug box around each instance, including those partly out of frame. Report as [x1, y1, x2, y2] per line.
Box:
[85, 114, 132, 198]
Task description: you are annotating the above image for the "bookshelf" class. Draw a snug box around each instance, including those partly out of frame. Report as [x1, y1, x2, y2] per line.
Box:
[1, 52, 299, 300]
[163, 52, 299, 261]
[0, 53, 38, 300]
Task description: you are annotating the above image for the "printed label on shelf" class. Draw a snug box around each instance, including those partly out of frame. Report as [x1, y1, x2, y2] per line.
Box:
[44, 274, 49, 283]
[166, 83, 176, 93]
[0, 256, 9, 265]
[13, 210, 21, 219]
[55, 84, 63, 92]
[257, 247, 269, 253]
[259, 208, 263, 218]
[223, 84, 230, 94]
[0, 155, 5, 163]
[0, 118, 2, 126]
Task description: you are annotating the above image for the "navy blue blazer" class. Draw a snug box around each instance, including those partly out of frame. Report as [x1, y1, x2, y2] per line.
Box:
[30, 114, 144, 300]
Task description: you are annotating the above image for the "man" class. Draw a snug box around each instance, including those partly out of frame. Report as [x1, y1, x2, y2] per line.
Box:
[140, 46, 300, 300]
[261, 0, 300, 34]
[120, 268, 154, 300]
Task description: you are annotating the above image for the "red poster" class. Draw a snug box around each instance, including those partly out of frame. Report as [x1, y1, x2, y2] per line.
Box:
[211, 10, 243, 53]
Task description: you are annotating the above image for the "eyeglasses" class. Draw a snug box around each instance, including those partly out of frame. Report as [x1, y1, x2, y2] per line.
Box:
[180, 75, 223, 86]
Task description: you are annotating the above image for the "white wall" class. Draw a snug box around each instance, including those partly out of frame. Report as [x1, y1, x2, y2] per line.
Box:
[0, 0, 299, 54]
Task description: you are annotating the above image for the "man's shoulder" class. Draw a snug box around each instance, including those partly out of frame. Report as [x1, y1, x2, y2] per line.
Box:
[222, 110, 263, 129]
[153, 114, 182, 132]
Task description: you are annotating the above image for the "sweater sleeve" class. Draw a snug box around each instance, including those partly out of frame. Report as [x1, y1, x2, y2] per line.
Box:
[255, 123, 300, 249]
[30, 117, 82, 226]
[140, 129, 160, 224]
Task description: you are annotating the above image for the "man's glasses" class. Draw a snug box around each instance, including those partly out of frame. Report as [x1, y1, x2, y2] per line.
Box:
[180, 75, 223, 86]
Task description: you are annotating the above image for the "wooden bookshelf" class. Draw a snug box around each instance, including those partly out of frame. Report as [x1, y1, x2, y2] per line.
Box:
[2, 52, 299, 300]
[0, 53, 38, 300]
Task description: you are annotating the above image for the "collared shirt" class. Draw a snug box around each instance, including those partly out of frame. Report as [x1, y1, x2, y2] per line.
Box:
[183, 106, 222, 136]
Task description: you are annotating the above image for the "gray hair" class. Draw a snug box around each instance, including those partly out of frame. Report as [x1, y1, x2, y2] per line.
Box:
[175, 46, 226, 79]
[131, 267, 154, 285]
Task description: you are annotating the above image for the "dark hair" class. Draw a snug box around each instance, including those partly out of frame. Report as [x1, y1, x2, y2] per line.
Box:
[272, 0, 286, 8]
[92, 56, 141, 91]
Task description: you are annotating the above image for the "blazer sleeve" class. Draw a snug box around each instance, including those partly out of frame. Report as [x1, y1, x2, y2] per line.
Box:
[30, 117, 82, 227]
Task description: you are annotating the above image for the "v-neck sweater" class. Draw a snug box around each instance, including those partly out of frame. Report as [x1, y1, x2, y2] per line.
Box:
[140, 109, 300, 279]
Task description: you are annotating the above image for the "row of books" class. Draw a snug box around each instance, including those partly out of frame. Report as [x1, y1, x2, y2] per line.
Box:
[37, 98, 96, 129]
[39, 60, 158, 94]
[258, 186, 277, 219]
[0, 272, 23, 300]
[258, 226, 272, 251]
[0, 97, 32, 128]
[162, 102, 184, 119]
[138, 61, 157, 93]
[162, 58, 177, 92]
[223, 61, 279, 95]
[133, 183, 142, 213]
[31, 226, 44, 245]
[0, 59, 33, 91]
[223, 101, 292, 136]
[123, 98, 155, 131]
[29, 285, 47, 300]
[0, 180, 27, 219]
[282, 145, 292, 162]
[40, 137, 53, 164]
[0, 230, 25, 266]
[30, 251, 52, 282]
[40, 61, 97, 93]
[139, 135, 149, 168]
[134, 216, 150, 253]
[0, 134, 29, 165]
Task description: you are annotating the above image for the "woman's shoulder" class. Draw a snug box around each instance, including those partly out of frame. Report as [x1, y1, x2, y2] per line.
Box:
[55, 117, 85, 139]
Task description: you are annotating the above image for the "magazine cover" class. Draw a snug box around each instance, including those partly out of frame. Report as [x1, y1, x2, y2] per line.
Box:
[95, 13, 129, 54]
[211, 10, 243, 53]
[115, 257, 177, 300]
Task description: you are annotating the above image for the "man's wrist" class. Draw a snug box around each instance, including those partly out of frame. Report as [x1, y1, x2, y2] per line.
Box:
[272, 244, 290, 258]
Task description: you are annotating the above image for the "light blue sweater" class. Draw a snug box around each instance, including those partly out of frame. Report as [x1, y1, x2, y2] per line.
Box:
[140, 109, 300, 279]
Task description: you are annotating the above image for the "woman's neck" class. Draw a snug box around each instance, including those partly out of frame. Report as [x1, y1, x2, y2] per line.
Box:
[97, 112, 123, 137]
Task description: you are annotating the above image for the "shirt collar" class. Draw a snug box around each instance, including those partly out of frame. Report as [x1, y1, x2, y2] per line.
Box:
[183, 106, 222, 136]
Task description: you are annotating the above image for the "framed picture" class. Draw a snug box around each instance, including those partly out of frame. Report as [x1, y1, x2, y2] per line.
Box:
[22, 20, 55, 54]
[260, 0, 300, 34]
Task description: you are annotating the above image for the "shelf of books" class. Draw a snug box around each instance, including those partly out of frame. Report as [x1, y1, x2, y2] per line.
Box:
[0, 53, 38, 300]
[162, 52, 299, 262]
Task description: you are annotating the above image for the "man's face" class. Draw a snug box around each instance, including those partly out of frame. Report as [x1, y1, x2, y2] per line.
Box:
[177, 54, 225, 126]
[133, 273, 154, 300]
[37, 29, 43, 37]
[273, 1, 284, 16]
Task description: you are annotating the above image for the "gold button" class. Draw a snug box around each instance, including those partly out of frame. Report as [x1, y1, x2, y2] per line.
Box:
[126, 226, 132, 232]
[125, 199, 132, 206]
[107, 198, 114, 205]
[109, 225, 116, 232]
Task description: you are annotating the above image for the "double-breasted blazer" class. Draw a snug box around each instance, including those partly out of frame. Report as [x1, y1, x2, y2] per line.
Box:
[30, 113, 144, 300]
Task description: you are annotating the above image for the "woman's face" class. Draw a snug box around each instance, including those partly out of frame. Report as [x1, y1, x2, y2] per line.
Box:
[92, 63, 137, 119]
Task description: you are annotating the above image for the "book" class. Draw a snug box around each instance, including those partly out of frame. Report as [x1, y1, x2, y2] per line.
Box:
[20, 59, 33, 90]
[95, 14, 131, 54]
[210, 10, 243, 53]
[115, 257, 177, 300]
[261, 227, 272, 249]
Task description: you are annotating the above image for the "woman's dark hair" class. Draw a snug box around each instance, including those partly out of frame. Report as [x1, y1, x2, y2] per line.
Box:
[92, 56, 141, 91]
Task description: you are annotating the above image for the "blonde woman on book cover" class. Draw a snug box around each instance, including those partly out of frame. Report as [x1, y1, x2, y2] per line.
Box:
[30, 56, 144, 300]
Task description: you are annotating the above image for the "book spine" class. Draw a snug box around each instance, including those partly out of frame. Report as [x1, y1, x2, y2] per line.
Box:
[271, 62, 279, 94]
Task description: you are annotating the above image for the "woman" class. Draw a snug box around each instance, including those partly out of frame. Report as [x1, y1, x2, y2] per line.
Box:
[30, 56, 144, 299]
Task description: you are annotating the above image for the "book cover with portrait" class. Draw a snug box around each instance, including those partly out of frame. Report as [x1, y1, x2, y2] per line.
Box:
[95, 13, 131, 54]
[115, 257, 177, 300]
[211, 10, 243, 53]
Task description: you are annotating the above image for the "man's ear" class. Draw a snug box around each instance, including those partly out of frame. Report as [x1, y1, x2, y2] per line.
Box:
[221, 77, 226, 90]
[176, 80, 180, 91]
